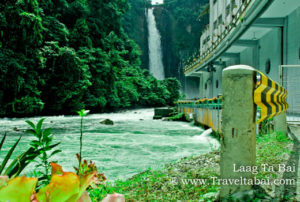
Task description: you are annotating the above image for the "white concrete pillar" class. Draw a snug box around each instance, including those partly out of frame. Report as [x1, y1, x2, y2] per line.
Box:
[220, 65, 257, 198]
[274, 112, 288, 135]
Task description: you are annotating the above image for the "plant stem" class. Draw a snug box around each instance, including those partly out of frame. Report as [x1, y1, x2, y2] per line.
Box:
[44, 151, 48, 176]
[79, 116, 83, 173]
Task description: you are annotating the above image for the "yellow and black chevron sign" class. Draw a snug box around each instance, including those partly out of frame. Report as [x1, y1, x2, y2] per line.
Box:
[254, 71, 288, 123]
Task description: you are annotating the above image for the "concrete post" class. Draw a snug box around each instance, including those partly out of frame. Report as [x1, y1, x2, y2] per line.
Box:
[220, 65, 257, 198]
[274, 112, 288, 135]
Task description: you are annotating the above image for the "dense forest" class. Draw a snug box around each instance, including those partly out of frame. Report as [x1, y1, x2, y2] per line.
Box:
[123, 0, 150, 69]
[122, 0, 209, 82]
[0, 0, 180, 117]
[154, 0, 209, 83]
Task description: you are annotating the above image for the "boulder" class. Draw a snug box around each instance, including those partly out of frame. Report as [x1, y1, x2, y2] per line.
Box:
[100, 119, 114, 125]
[154, 108, 173, 118]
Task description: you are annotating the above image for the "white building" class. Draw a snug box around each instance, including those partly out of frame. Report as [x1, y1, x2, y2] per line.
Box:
[184, 0, 300, 117]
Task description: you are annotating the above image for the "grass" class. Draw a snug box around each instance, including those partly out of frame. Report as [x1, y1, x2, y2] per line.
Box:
[256, 132, 293, 180]
[88, 132, 293, 201]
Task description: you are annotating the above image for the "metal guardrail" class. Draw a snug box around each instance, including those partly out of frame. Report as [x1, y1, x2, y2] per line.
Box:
[254, 71, 289, 123]
[177, 96, 222, 132]
[177, 70, 289, 131]
[179, 65, 290, 198]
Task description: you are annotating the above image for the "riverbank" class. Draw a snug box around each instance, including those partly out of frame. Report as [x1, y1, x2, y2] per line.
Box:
[88, 131, 296, 201]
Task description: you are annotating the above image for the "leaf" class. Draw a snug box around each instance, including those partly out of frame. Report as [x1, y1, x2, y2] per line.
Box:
[50, 162, 63, 176]
[50, 150, 62, 157]
[29, 140, 40, 148]
[76, 171, 97, 200]
[0, 176, 8, 189]
[0, 136, 22, 174]
[43, 128, 52, 138]
[25, 129, 36, 137]
[4, 143, 60, 177]
[77, 109, 90, 117]
[36, 118, 46, 135]
[36, 172, 80, 202]
[0, 133, 7, 151]
[0, 176, 37, 202]
[25, 120, 35, 130]
[77, 191, 91, 202]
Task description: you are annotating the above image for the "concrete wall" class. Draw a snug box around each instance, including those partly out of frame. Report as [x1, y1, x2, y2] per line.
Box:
[184, 77, 200, 99]
[208, 0, 240, 42]
[201, 72, 211, 98]
[258, 28, 281, 82]
[240, 47, 257, 67]
[197, 1, 300, 103]
[200, 28, 210, 55]
[285, 7, 300, 115]
[287, 7, 300, 65]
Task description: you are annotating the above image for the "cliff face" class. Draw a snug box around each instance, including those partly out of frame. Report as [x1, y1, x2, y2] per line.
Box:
[123, 0, 149, 69]
[153, 0, 209, 85]
[153, 7, 178, 79]
[123, 0, 209, 81]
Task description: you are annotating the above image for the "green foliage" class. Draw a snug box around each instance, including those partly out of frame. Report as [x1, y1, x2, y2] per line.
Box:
[0, 134, 22, 177]
[0, 130, 58, 178]
[89, 152, 220, 201]
[162, 78, 181, 105]
[77, 109, 90, 173]
[40, 42, 91, 113]
[163, 0, 209, 53]
[256, 132, 292, 180]
[0, 0, 181, 116]
[0, 161, 105, 202]
[167, 112, 186, 121]
[259, 118, 273, 134]
[25, 118, 61, 186]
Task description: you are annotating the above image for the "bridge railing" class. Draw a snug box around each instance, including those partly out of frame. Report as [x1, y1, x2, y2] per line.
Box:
[177, 96, 222, 133]
[183, 0, 254, 74]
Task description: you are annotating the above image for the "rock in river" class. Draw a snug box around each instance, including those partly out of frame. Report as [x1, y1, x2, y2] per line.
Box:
[100, 119, 114, 125]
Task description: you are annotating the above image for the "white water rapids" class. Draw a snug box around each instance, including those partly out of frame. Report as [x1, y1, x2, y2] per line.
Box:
[0, 109, 219, 180]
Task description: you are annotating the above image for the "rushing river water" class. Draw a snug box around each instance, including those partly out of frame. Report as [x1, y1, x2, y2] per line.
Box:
[0, 109, 219, 180]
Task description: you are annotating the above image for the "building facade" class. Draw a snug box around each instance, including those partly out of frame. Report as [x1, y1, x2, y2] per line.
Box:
[184, 0, 300, 116]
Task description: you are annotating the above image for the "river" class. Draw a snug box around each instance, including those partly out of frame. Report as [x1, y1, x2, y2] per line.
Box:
[0, 108, 219, 180]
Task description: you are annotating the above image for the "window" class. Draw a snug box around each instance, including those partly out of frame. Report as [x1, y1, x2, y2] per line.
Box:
[231, 0, 237, 12]
[216, 80, 219, 88]
[205, 83, 207, 90]
[213, 21, 218, 29]
[265, 59, 271, 74]
[213, 0, 217, 4]
[226, 5, 231, 16]
[218, 15, 223, 25]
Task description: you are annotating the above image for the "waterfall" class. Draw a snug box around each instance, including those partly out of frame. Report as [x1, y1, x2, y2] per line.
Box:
[147, 8, 165, 80]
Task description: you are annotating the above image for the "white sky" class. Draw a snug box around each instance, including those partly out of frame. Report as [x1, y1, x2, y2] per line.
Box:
[152, 0, 163, 5]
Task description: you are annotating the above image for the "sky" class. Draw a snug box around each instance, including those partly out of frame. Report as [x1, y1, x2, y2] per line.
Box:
[152, 0, 163, 5]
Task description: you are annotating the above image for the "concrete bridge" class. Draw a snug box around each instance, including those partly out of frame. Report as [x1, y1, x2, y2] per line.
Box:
[182, 0, 300, 122]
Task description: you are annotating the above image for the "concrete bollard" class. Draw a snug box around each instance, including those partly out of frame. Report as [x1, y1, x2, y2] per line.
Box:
[220, 65, 257, 198]
[274, 112, 288, 136]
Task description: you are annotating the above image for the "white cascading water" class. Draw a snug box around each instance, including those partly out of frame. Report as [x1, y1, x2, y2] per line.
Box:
[147, 8, 165, 80]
